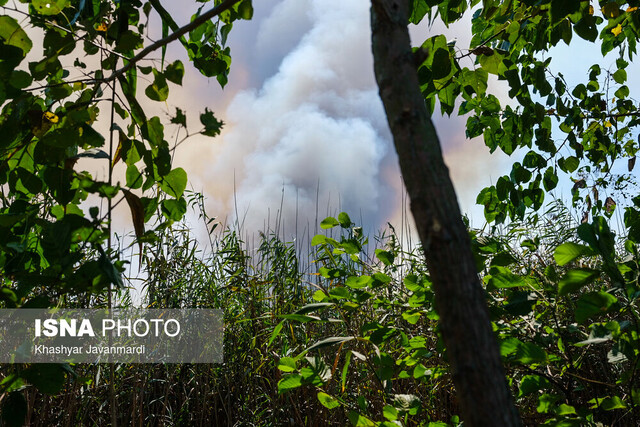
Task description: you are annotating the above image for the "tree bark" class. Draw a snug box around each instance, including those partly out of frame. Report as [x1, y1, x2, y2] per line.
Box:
[370, 1, 521, 425]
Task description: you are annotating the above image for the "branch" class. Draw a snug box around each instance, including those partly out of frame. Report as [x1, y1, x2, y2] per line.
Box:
[19, 0, 242, 93]
[105, 0, 242, 84]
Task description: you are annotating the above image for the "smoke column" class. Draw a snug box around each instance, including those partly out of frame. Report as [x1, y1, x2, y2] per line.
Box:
[183, 0, 511, 240]
[202, 0, 398, 236]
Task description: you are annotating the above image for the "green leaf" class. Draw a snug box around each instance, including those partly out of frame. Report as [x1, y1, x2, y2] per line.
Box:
[312, 290, 327, 301]
[341, 351, 352, 391]
[295, 302, 334, 314]
[171, 107, 186, 127]
[317, 392, 341, 409]
[409, 0, 430, 24]
[159, 168, 187, 198]
[268, 321, 284, 347]
[574, 15, 599, 42]
[488, 266, 525, 288]
[125, 165, 143, 189]
[9, 70, 32, 89]
[500, 337, 522, 357]
[278, 314, 322, 323]
[311, 234, 326, 246]
[612, 69, 627, 84]
[320, 216, 339, 229]
[554, 242, 594, 266]
[491, 251, 517, 267]
[589, 396, 626, 410]
[575, 291, 617, 323]
[348, 411, 376, 427]
[277, 357, 297, 372]
[118, 74, 147, 126]
[305, 336, 354, 353]
[165, 60, 184, 85]
[558, 268, 599, 296]
[141, 196, 159, 222]
[0, 287, 17, 304]
[375, 249, 394, 266]
[537, 393, 560, 413]
[431, 48, 451, 79]
[0, 16, 33, 56]
[277, 374, 302, 393]
[372, 272, 392, 284]
[413, 364, 429, 379]
[144, 116, 164, 147]
[382, 406, 399, 422]
[145, 72, 169, 102]
[402, 310, 421, 324]
[505, 291, 537, 315]
[161, 197, 187, 221]
[556, 404, 577, 415]
[345, 275, 371, 289]
[0, 376, 25, 395]
[200, 108, 224, 137]
[519, 375, 551, 397]
[543, 167, 558, 191]
[32, 0, 68, 15]
[338, 212, 351, 228]
[514, 342, 547, 364]
[403, 274, 425, 292]
[615, 85, 629, 99]
[237, 0, 253, 20]
[98, 251, 124, 289]
[478, 49, 503, 75]
[560, 156, 580, 173]
[369, 326, 396, 345]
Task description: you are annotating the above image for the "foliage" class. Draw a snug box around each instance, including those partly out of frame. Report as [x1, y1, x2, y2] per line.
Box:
[0, 0, 250, 306]
[5, 203, 637, 425]
[276, 205, 640, 425]
[0, 0, 249, 417]
[411, 0, 640, 228]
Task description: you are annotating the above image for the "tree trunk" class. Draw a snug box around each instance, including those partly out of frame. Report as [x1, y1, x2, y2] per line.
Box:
[370, 1, 521, 425]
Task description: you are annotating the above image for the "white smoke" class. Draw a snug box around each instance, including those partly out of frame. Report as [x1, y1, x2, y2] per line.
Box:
[181, 0, 513, 240]
[203, 0, 397, 235]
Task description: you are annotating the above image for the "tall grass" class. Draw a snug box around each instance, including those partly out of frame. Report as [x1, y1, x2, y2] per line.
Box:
[8, 193, 640, 425]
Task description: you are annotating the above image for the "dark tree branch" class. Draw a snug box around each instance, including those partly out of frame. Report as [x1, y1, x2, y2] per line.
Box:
[19, 0, 242, 92]
[370, 0, 521, 425]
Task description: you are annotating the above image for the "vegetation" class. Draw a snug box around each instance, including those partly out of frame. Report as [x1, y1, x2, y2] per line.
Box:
[1, 0, 640, 425]
[3, 200, 640, 425]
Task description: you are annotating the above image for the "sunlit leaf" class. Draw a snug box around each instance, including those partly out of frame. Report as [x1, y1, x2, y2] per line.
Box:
[277, 374, 302, 393]
[558, 268, 599, 295]
[317, 392, 341, 409]
[0, 16, 33, 55]
[32, 0, 68, 15]
[554, 242, 594, 266]
[159, 168, 187, 198]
